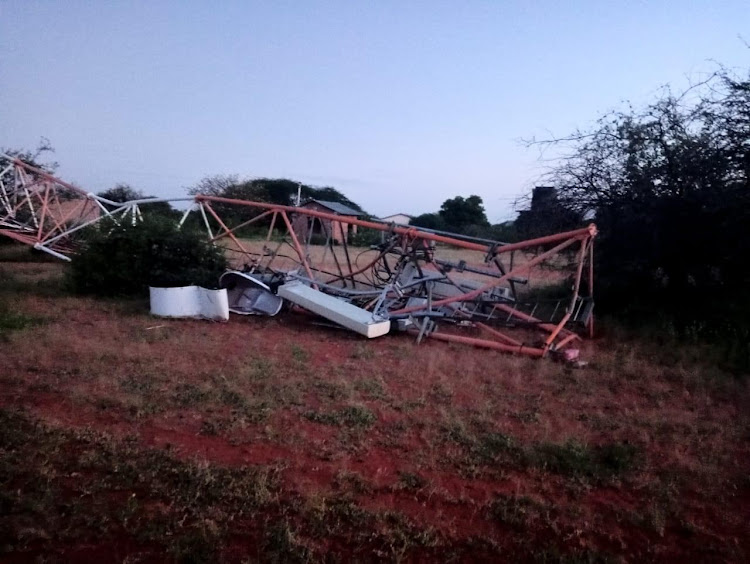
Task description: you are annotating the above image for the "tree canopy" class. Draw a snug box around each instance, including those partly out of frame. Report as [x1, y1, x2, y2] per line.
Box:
[188, 175, 363, 211]
[439, 195, 489, 231]
[530, 66, 750, 349]
[514, 186, 582, 240]
[97, 184, 145, 203]
[186, 175, 365, 233]
[410, 212, 447, 232]
[412, 195, 491, 236]
[0, 139, 58, 173]
[97, 184, 178, 219]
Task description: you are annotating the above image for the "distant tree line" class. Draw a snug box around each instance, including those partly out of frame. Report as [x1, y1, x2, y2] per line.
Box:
[188, 175, 363, 210]
[97, 184, 180, 220]
[411, 195, 520, 242]
[185, 175, 366, 235]
[96, 176, 367, 237]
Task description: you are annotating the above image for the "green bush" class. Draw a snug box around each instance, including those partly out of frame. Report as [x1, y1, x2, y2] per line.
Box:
[349, 228, 382, 247]
[69, 218, 227, 296]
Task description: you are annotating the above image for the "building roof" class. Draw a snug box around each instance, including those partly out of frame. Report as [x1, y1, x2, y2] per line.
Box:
[379, 213, 413, 220]
[304, 199, 363, 216]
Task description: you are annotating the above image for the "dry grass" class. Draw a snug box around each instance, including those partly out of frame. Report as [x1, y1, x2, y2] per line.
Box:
[1, 248, 749, 562]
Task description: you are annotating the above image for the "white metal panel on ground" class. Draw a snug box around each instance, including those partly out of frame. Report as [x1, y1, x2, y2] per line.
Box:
[278, 282, 390, 338]
[149, 286, 229, 321]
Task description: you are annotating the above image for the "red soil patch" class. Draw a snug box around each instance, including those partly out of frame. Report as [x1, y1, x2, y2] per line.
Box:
[1, 260, 749, 561]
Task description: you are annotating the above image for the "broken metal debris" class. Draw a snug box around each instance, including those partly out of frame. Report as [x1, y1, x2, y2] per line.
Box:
[0, 155, 194, 260]
[1, 157, 596, 358]
[219, 270, 283, 316]
[278, 281, 391, 338]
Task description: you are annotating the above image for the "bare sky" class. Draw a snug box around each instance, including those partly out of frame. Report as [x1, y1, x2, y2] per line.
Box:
[1, 1, 747, 221]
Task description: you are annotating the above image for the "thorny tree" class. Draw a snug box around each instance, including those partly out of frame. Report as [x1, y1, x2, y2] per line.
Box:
[526, 67, 750, 342]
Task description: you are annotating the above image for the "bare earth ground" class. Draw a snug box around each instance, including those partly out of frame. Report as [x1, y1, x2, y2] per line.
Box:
[1, 249, 749, 563]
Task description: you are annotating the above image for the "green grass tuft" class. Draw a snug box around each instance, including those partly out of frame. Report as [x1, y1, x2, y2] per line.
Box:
[528, 440, 638, 479]
[304, 405, 376, 428]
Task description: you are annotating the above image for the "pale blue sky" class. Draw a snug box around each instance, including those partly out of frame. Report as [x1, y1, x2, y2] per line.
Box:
[1, 1, 747, 221]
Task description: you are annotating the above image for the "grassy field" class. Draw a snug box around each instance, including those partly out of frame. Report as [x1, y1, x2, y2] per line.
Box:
[1, 245, 749, 562]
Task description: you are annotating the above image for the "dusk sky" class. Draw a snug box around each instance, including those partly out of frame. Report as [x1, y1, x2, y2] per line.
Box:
[1, 1, 747, 221]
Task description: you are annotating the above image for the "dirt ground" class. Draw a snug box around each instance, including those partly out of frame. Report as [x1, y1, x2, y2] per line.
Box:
[1, 249, 749, 563]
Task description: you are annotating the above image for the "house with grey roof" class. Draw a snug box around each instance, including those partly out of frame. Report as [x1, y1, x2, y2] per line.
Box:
[294, 199, 363, 244]
[378, 213, 412, 225]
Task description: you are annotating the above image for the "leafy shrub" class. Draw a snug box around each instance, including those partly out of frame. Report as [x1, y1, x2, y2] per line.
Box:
[349, 228, 382, 247]
[308, 233, 331, 246]
[304, 405, 376, 428]
[69, 217, 227, 296]
[0, 301, 40, 340]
